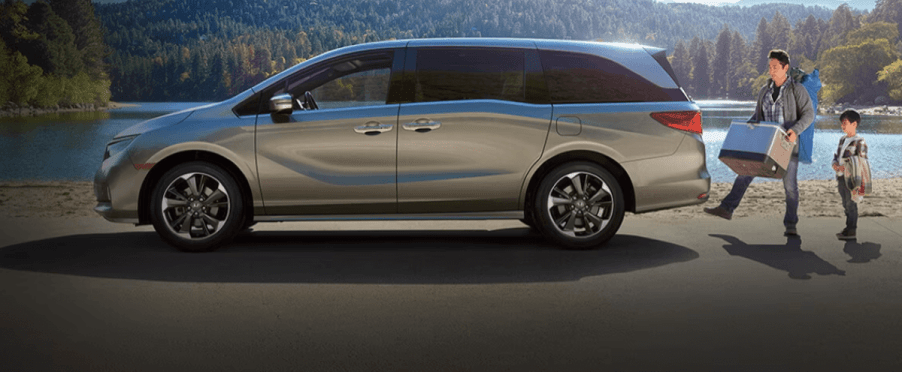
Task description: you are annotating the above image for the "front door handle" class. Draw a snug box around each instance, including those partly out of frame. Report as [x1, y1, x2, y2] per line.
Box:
[354, 122, 393, 135]
[402, 119, 441, 132]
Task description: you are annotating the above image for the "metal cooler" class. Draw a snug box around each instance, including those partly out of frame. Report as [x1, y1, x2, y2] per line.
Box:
[718, 120, 793, 179]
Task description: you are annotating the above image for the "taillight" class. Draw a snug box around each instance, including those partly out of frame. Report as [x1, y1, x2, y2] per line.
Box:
[651, 111, 702, 134]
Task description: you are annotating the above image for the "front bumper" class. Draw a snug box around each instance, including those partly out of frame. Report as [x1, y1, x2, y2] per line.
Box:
[93, 145, 146, 224]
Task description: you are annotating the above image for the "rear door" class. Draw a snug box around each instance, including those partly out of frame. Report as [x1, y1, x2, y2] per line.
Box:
[396, 44, 553, 213]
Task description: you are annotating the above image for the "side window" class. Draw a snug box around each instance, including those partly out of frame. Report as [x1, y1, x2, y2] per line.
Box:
[415, 48, 525, 103]
[310, 68, 390, 109]
[254, 51, 393, 114]
[539, 50, 675, 104]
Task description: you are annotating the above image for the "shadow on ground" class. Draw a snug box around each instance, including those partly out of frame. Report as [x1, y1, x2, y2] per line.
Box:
[0, 228, 698, 283]
[710, 234, 848, 279]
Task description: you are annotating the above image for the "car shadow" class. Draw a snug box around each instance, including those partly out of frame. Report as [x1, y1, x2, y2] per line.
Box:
[0, 228, 698, 284]
[709, 234, 846, 280]
[842, 239, 882, 263]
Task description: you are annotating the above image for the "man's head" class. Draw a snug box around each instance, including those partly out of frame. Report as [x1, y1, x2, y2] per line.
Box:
[767, 49, 791, 85]
[840, 109, 860, 137]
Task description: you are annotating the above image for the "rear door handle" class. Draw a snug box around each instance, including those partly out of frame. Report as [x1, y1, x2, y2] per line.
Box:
[402, 119, 441, 132]
[354, 122, 393, 135]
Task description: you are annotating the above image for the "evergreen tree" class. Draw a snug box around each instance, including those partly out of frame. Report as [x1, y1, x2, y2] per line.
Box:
[712, 25, 732, 97]
[0, 38, 10, 104]
[692, 43, 711, 98]
[20, 1, 83, 78]
[752, 17, 772, 73]
[870, 0, 902, 45]
[769, 11, 792, 51]
[822, 4, 859, 52]
[671, 40, 691, 88]
[48, 0, 107, 79]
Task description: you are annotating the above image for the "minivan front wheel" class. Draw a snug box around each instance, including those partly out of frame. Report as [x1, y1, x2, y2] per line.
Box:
[534, 162, 625, 249]
[150, 162, 245, 252]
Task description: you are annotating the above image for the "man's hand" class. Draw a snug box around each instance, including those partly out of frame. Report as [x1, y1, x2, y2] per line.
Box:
[786, 129, 797, 144]
[833, 163, 844, 172]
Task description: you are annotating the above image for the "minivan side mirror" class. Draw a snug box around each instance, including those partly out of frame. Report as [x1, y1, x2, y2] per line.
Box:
[269, 94, 293, 115]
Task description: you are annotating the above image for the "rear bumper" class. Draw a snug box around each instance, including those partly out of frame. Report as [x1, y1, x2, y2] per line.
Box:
[624, 134, 711, 214]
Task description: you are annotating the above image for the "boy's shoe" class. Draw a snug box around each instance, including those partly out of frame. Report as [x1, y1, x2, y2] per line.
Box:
[703, 206, 732, 220]
[836, 229, 856, 240]
[784, 227, 798, 236]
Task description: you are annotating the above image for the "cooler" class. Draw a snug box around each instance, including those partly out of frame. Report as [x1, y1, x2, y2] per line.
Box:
[718, 120, 793, 179]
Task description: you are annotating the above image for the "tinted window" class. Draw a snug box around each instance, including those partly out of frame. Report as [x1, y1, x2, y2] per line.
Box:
[539, 50, 681, 104]
[415, 48, 525, 103]
[311, 68, 391, 109]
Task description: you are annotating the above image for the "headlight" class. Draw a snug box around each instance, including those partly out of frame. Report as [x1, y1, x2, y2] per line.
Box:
[103, 135, 138, 161]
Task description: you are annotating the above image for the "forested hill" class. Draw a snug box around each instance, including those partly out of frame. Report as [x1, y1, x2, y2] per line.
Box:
[96, 0, 836, 101]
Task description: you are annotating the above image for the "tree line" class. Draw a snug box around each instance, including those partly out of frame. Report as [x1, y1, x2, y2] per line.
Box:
[2, 0, 899, 106]
[94, 0, 837, 102]
[0, 0, 110, 109]
[670, 1, 902, 105]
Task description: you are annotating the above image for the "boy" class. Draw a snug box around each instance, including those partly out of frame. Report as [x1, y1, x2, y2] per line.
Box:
[832, 110, 868, 240]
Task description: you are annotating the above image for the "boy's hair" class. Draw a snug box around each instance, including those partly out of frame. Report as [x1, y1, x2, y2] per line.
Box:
[840, 109, 861, 125]
[768, 49, 790, 68]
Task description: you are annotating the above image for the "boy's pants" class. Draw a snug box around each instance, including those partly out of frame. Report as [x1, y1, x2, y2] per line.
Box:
[837, 176, 858, 230]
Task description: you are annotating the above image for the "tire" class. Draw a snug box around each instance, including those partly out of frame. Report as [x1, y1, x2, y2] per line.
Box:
[533, 162, 625, 250]
[149, 161, 245, 252]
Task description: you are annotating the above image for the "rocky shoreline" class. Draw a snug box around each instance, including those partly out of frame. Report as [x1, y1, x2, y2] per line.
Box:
[819, 104, 902, 116]
[0, 101, 138, 118]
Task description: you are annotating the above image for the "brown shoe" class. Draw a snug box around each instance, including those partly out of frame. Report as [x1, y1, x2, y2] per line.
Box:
[836, 229, 856, 240]
[704, 206, 732, 220]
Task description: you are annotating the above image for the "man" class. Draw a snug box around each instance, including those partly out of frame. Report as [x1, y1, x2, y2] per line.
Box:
[704, 49, 814, 236]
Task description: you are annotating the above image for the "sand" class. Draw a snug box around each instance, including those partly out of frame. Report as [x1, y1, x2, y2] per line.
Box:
[1, 178, 899, 220]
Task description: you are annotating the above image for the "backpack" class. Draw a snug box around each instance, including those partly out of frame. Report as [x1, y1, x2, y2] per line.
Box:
[789, 67, 821, 164]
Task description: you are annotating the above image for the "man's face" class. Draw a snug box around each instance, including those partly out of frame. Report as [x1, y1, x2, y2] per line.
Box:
[768, 58, 789, 83]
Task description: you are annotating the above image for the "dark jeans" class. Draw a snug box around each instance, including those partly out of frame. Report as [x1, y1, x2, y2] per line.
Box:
[720, 156, 800, 228]
[837, 176, 858, 230]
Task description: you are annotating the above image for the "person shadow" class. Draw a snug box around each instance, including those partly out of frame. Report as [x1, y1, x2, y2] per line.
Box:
[842, 239, 882, 263]
[709, 234, 846, 280]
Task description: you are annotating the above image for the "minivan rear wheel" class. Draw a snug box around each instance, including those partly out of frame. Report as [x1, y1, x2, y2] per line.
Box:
[534, 162, 625, 249]
[150, 162, 245, 252]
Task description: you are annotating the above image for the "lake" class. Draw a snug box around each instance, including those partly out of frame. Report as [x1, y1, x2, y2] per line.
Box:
[1, 101, 900, 183]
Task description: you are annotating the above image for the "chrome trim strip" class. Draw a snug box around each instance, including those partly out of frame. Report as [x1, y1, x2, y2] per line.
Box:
[254, 211, 524, 222]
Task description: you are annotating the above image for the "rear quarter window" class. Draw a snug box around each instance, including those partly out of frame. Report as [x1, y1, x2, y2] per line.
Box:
[414, 48, 526, 103]
[539, 50, 682, 104]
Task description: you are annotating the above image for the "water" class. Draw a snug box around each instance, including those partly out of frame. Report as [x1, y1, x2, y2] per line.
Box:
[0, 101, 900, 183]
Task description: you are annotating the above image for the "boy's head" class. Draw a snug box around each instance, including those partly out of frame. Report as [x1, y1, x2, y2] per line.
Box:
[839, 109, 860, 136]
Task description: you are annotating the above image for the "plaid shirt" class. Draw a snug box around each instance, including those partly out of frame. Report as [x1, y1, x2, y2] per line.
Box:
[833, 135, 868, 176]
[761, 81, 785, 124]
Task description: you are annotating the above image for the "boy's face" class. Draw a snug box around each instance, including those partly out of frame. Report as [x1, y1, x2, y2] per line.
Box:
[841, 119, 858, 136]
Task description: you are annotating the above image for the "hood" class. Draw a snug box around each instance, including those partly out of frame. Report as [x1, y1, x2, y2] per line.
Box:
[113, 102, 218, 138]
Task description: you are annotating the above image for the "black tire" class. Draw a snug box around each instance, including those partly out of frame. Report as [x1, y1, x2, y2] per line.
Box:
[533, 162, 625, 250]
[149, 161, 245, 252]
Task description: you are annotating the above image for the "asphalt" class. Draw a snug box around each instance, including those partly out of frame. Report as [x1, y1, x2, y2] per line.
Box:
[1, 215, 901, 371]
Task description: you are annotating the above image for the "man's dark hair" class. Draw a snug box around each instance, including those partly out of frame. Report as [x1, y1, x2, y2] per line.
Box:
[840, 109, 861, 125]
[768, 49, 790, 67]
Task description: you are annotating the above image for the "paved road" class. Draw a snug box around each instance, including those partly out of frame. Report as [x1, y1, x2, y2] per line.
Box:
[1, 216, 901, 371]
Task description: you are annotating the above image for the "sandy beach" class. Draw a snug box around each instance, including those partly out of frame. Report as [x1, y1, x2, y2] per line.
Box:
[2, 178, 899, 219]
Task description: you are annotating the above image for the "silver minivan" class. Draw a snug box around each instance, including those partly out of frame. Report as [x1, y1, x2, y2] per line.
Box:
[94, 38, 710, 252]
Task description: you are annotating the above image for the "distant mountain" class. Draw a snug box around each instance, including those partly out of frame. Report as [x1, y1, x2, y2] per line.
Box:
[655, 0, 874, 10]
[734, 0, 875, 10]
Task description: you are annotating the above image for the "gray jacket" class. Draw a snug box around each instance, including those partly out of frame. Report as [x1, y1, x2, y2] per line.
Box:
[749, 78, 815, 156]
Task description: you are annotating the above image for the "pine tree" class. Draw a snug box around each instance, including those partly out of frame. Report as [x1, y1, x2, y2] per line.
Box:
[671, 40, 691, 88]
[712, 25, 732, 97]
[752, 17, 772, 74]
[48, 0, 108, 79]
[768, 11, 792, 52]
[692, 43, 710, 99]
[20, 1, 83, 78]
